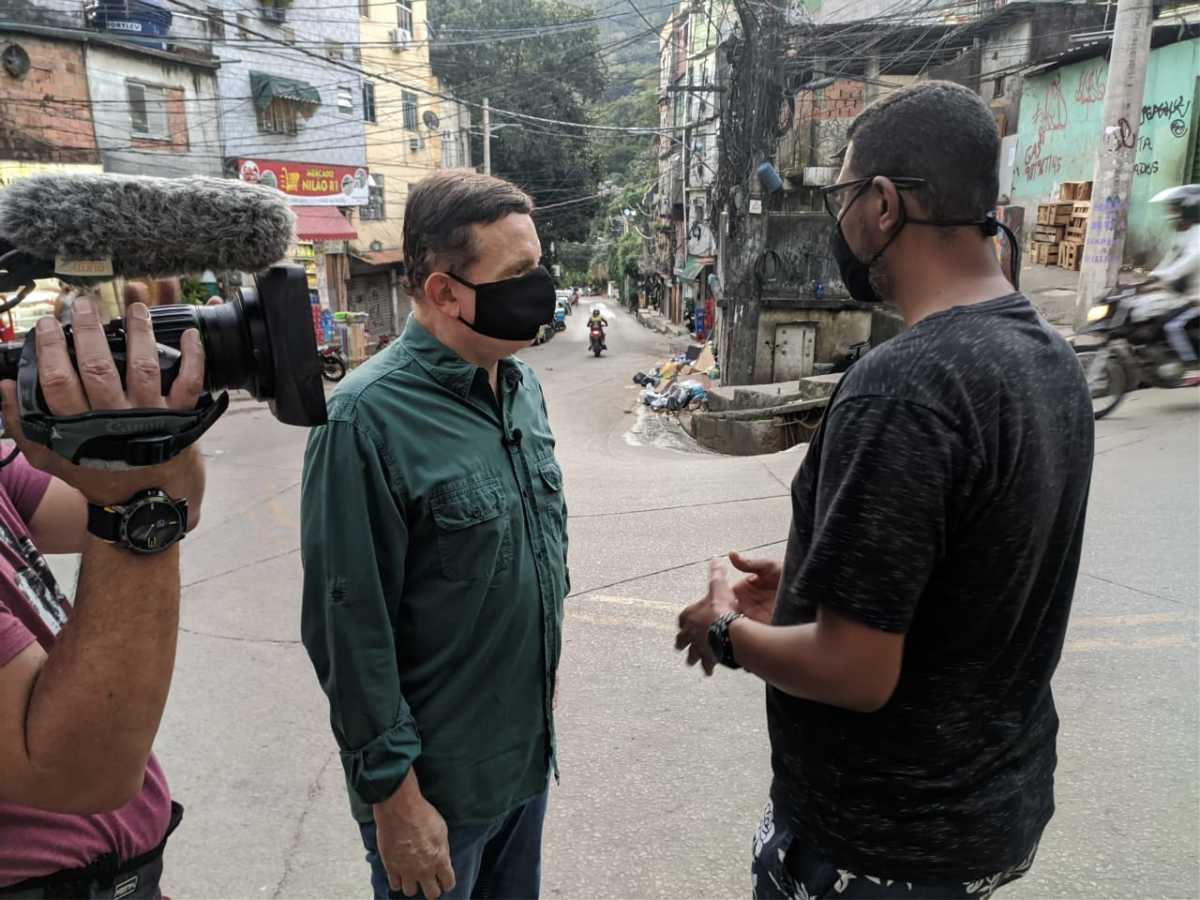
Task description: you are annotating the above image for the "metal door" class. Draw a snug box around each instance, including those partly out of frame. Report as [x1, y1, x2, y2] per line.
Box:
[773, 323, 816, 381]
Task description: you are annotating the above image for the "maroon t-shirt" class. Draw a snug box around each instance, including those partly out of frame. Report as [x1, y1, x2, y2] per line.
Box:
[0, 449, 171, 887]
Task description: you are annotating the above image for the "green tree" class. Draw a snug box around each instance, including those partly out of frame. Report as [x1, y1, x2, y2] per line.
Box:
[429, 0, 608, 250]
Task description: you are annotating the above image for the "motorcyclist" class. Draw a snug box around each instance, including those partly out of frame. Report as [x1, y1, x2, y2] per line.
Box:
[588, 307, 609, 351]
[1149, 185, 1200, 367]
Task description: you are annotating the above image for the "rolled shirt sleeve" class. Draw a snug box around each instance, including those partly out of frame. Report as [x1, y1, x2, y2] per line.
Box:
[300, 415, 421, 804]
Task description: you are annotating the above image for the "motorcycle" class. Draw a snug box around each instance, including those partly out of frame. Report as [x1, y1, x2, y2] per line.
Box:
[319, 344, 347, 383]
[1076, 284, 1200, 419]
[589, 324, 606, 357]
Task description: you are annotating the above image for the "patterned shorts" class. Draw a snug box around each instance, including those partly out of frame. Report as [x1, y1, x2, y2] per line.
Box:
[750, 801, 1037, 900]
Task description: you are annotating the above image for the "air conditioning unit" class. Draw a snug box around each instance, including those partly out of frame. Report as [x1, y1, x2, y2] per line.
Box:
[260, 5, 286, 24]
[390, 27, 411, 50]
[409, 136, 423, 153]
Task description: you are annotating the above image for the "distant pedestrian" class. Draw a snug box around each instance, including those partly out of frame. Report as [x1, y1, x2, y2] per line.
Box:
[300, 170, 568, 900]
[675, 81, 1094, 899]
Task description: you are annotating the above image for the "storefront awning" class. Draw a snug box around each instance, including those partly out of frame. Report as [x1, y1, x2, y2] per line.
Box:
[294, 206, 357, 241]
[250, 71, 322, 112]
[676, 256, 714, 281]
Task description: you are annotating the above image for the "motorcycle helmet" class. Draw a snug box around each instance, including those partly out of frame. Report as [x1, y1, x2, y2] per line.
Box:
[1150, 184, 1200, 226]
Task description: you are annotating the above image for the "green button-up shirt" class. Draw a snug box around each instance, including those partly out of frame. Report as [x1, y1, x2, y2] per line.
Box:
[300, 318, 568, 826]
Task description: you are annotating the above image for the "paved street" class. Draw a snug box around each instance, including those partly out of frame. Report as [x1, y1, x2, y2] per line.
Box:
[53, 301, 1198, 899]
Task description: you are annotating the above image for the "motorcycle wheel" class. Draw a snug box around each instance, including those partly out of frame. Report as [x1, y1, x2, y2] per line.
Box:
[593, 346, 602, 357]
[1081, 350, 1126, 419]
[322, 356, 347, 383]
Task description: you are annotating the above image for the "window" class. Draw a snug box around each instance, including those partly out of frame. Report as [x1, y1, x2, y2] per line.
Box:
[441, 129, 455, 167]
[281, 25, 295, 44]
[397, 0, 413, 35]
[236, 13, 249, 38]
[402, 91, 418, 131]
[359, 0, 370, 15]
[993, 75, 1006, 99]
[351, 46, 362, 63]
[257, 98, 301, 135]
[127, 82, 169, 139]
[362, 173, 385, 220]
[326, 40, 344, 61]
[206, 5, 225, 39]
[362, 82, 377, 123]
[337, 85, 354, 113]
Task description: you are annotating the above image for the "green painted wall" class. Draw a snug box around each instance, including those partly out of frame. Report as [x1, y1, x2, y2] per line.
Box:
[1011, 39, 1200, 266]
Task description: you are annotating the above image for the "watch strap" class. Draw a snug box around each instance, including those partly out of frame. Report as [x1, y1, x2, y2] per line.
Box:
[709, 611, 745, 669]
[86, 500, 123, 543]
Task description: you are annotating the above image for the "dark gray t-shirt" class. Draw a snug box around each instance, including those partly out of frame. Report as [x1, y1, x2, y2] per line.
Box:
[770, 293, 1094, 881]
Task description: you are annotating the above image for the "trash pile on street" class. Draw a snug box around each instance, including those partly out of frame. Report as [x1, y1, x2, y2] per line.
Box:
[632, 343, 720, 413]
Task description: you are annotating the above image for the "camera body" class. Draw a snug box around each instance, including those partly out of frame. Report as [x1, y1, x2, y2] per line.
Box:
[0, 265, 327, 466]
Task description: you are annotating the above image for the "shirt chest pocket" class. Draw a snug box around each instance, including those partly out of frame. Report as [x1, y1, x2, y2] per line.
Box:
[430, 475, 513, 582]
[533, 456, 566, 544]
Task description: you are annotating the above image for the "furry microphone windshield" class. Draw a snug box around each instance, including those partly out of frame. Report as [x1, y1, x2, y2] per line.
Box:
[0, 174, 296, 281]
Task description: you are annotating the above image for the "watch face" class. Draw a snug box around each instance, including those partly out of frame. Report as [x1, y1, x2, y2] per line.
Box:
[122, 496, 186, 553]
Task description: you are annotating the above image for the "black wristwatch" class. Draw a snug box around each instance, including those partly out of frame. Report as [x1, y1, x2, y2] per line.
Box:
[708, 611, 745, 670]
[87, 489, 189, 555]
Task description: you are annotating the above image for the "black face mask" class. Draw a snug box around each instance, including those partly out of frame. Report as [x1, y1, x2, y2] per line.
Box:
[447, 266, 557, 342]
[830, 180, 1022, 305]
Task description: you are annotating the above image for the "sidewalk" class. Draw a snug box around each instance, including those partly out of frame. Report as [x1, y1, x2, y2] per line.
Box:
[1021, 263, 1080, 326]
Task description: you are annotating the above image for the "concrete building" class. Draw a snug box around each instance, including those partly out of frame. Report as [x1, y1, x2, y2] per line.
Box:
[202, 0, 367, 312]
[349, 0, 471, 339]
[1010, 31, 1200, 267]
[0, 25, 100, 167]
[653, 1, 734, 330]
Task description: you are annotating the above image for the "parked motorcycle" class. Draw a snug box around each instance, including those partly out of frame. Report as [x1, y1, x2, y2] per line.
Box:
[553, 307, 567, 332]
[319, 344, 347, 383]
[1076, 284, 1199, 419]
[589, 324, 606, 357]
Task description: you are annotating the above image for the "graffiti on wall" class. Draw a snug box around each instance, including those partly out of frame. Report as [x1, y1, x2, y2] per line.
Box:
[1074, 64, 1107, 105]
[1023, 73, 1068, 181]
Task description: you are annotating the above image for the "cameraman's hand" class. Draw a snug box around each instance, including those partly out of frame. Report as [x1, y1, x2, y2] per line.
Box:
[0, 297, 206, 522]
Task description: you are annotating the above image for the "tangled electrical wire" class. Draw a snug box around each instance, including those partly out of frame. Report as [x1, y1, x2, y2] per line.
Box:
[710, 1, 795, 244]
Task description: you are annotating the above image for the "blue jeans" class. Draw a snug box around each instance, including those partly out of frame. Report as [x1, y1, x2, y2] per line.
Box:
[360, 787, 549, 900]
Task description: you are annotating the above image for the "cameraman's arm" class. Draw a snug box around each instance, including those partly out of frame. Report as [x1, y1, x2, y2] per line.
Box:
[28, 479, 87, 554]
[0, 299, 205, 813]
[0, 537, 184, 812]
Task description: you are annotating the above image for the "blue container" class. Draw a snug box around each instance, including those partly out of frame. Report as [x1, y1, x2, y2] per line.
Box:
[87, 0, 173, 48]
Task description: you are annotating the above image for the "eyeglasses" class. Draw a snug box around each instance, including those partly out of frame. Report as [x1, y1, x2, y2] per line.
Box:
[819, 175, 929, 220]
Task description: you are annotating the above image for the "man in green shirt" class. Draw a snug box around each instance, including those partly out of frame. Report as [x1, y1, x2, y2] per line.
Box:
[300, 171, 568, 900]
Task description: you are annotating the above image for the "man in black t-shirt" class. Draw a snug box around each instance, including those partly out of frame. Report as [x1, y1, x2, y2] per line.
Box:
[676, 82, 1094, 898]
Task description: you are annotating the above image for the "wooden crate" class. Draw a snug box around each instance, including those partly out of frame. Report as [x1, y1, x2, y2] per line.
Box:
[1066, 222, 1087, 242]
[1058, 241, 1083, 271]
[1037, 202, 1074, 226]
[1032, 241, 1060, 265]
[1034, 224, 1066, 244]
[1060, 181, 1093, 202]
[1072, 200, 1091, 217]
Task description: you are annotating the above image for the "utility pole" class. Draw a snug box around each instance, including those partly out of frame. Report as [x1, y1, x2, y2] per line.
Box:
[483, 97, 492, 177]
[1075, 0, 1153, 326]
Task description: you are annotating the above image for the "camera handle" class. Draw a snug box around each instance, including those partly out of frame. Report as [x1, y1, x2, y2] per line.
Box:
[7, 324, 228, 469]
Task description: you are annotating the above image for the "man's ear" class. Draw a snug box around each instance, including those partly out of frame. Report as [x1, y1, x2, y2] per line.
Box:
[873, 176, 904, 233]
[423, 272, 459, 314]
